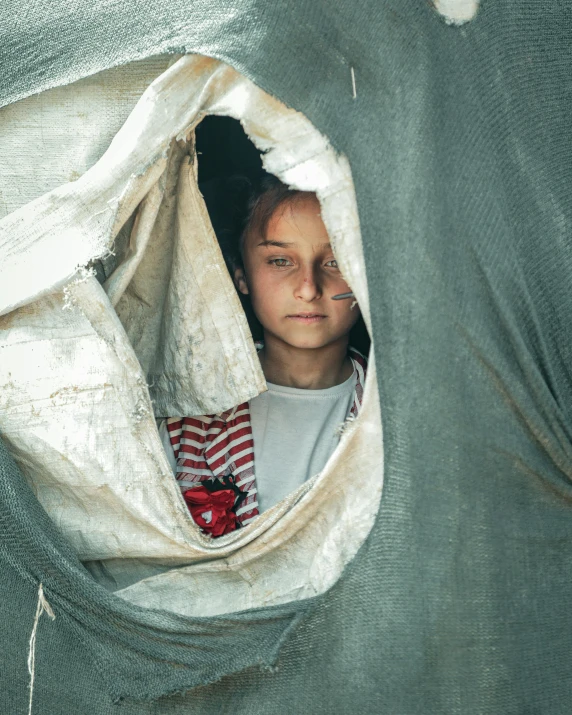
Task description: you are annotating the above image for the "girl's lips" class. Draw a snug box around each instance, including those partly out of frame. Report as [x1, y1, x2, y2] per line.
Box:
[287, 314, 327, 323]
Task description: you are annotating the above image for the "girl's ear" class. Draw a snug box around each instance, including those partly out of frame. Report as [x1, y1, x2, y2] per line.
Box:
[234, 266, 249, 295]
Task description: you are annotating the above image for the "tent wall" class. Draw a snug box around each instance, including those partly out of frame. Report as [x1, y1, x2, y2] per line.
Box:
[2, 1, 572, 712]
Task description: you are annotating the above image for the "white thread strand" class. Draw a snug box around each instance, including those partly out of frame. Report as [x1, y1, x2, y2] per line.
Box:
[350, 67, 357, 99]
[27, 583, 55, 715]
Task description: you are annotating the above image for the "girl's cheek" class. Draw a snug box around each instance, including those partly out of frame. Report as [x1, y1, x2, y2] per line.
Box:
[261, 271, 289, 292]
[250, 272, 284, 306]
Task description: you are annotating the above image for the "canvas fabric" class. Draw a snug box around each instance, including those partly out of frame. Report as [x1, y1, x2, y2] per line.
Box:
[1, 1, 572, 713]
[0, 53, 383, 622]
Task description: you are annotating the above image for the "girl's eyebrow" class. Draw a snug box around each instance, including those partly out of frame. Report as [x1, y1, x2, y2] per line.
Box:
[257, 240, 332, 249]
[257, 239, 293, 248]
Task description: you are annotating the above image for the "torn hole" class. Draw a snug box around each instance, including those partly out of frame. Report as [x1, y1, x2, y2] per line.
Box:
[0, 55, 383, 618]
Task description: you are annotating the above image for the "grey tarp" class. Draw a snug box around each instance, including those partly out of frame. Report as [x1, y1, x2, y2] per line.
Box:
[2, 0, 572, 712]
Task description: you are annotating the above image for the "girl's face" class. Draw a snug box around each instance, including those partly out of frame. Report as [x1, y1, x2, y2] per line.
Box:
[235, 194, 360, 350]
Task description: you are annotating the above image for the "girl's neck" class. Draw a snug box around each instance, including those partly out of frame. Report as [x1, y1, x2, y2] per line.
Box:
[258, 333, 353, 389]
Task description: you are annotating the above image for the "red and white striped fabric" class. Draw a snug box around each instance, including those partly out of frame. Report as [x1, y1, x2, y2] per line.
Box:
[166, 347, 367, 530]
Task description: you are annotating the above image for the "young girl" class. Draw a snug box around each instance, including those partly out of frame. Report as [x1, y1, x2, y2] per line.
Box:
[159, 176, 367, 537]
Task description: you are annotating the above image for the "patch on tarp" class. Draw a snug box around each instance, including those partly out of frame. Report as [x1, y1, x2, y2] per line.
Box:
[433, 0, 480, 25]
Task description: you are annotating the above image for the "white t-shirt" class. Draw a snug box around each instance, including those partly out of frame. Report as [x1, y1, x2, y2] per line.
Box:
[249, 372, 356, 511]
[158, 370, 356, 514]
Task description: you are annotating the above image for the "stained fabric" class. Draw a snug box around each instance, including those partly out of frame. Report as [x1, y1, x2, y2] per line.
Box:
[1, 1, 572, 714]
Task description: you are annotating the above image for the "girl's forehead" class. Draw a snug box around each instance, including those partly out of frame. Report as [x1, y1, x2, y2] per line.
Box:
[264, 196, 329, 247]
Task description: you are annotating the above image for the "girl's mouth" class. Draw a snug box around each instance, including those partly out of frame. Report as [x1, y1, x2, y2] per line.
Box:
[287, 313, 327, 324]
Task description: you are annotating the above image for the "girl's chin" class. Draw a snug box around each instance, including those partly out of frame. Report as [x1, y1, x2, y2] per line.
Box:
[266, 330, 343, 351]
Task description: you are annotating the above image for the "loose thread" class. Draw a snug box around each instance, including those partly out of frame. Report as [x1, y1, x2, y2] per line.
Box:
[27, 583, 55, 715]
[350, 66, 357, 99]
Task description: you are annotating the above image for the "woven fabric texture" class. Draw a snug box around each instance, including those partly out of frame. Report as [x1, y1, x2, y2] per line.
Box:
[2, 0, 572, 712]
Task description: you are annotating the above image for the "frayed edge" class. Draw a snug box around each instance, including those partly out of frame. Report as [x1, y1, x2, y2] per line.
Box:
[132, 400, 151, 423]
[62, 266, 96, 310]
[335, 413, 358, 438]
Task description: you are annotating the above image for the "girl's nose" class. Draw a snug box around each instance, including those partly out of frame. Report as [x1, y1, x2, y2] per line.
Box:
[294, 266, 322, 301]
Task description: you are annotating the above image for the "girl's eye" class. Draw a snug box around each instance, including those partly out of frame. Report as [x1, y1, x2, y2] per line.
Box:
[269, 258, 291, 267]
[325, 259, 338, 268]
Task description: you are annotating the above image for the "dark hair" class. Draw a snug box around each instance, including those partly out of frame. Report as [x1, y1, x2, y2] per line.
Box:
[212, 173, 310, 274]
[239, 174, 310, 259]
[200, 174, 251, 277]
